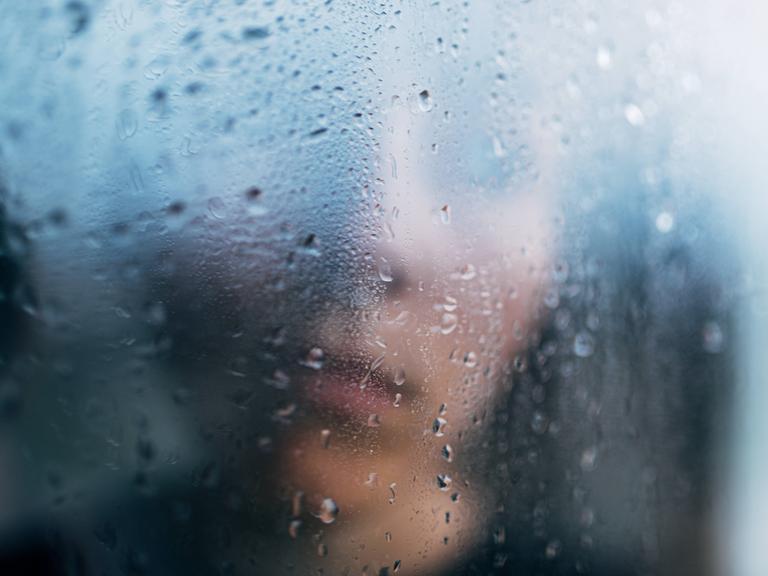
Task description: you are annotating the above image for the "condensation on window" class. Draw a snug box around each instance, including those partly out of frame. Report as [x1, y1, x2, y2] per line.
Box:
[0, 1, 763, 575]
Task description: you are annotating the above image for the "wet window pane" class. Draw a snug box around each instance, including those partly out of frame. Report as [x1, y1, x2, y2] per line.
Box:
[0, 1, 763, 575]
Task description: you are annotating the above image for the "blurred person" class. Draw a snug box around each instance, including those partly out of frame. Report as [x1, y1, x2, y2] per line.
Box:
[0, 1, 736, 576]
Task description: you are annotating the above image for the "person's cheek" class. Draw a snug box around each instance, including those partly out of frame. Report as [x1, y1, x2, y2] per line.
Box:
[493, 190, 555, 359]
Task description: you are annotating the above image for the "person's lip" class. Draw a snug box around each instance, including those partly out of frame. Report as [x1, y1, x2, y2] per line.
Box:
[303, 367, 394, 419]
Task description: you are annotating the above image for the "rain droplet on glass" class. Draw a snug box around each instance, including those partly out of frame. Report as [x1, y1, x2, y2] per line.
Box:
[378, 257, 393, 282]
[301, 347, 325, 370]
[580, 446, 598, 472]
[367, 413, 381, 427]
[440, 204, 451, 224]
[436, 473, 452, 491]
[596, 44, 613, 70]
[418, 89, 433, 112]
[573, 332, 595, 358]
[624, 103, 645, 126]
[433, 417, 447, 437]
[655, 211, 674, 233]
[316, 498, 339, 524]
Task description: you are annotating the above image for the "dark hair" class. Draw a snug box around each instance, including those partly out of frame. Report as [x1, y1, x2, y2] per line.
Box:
[468, 170, 737, 576]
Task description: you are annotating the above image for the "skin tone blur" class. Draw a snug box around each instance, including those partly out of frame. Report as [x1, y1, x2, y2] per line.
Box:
[0, 9, 559, 571]
[274, 105, 556, 574]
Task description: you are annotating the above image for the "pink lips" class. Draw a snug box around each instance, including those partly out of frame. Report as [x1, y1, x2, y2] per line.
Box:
[304, 370, 393, 418]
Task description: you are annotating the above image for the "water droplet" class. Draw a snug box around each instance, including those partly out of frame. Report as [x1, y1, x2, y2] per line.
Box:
[394, 559, 402, 572]
[207, 196, 226, 219]
[117, 109, 138, 140]
[463, 351, 477, 368]
[370, 353, 386, 372]
[393, 393, 402, 408]
[246, 185, 268, 216]
[443, 296, 458, 312]
[596, 44, 613, 70]
[266, 369, 290, 390]
[391, 310, 416, 327]
[274, 403, 297, 423]
[365, 472, 378, 489]
[441, 444, 454, 462]
[573, 332, 595, 358]
[492, 136, 506, 158]
[438, 403, 448, 416]
[545, 540, 562, 559]
[378, 257, 393, 282]
[433, 417, 447, 437]
[320, 429, 331, 448]
[531, 411, 548, 435]
[544, 287, 560, 309]
[459, 264, 476, 280]
[388, 153, 398, 180]
[316, 498, 339, 524]
[301, 347, 325, 370]
[388, 482, 397, 504]
[292, 491, 304, 516]
[393, 367, 406, 386]
[440, 204, 451, 224]
[113, 306, 131, 319]
[703, 321, 725, 354]
[317, 543, 328, 557]
[553, 260, 570, 283]
[143, 56, 168, 79]
[655, 211, 674, 233]
[367, 413, 381, 427]
[580, 446, 598, 472]
[245, 186, 262, 200]
[65, 1, 90, 35]
[418, 89, 433, 112]
[384, 222, 396, 241]
[242, 26, 270, 40]
[513, 320, 525, 341]
[624, 103, 645, 126]
[440, 313, 458, 335]
[436, 473, 452, 491]
[385, 531, 392, 542]
[288, 519, 302, 539]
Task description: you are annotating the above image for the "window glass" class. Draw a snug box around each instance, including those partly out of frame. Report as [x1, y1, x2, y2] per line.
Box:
[0, 1, 762, 575]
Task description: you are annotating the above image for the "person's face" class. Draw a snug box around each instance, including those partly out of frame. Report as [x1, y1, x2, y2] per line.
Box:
[271, 104, 556, 574]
